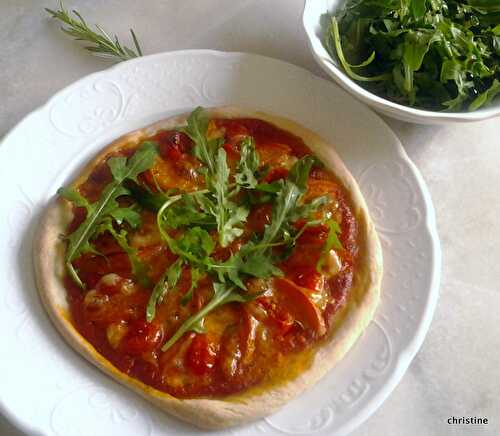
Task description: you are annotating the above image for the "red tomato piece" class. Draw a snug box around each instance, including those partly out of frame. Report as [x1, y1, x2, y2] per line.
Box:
[91, 232, 123, 256]
[77, 162, 113, 202]
[294, 266, 323, 292]
[156, 130, 193, 161]
[67, 206, 86, 234]
[265, 167, 289, 183]
[222, 140, 240, 159]
[120, 320, 164, 355]
[74, 252, 132, 289]
[247, 204, 273, 233]
[186, 334, 217, 375]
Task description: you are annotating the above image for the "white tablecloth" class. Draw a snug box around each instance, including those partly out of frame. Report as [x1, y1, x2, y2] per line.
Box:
[1, 1, 499, 435]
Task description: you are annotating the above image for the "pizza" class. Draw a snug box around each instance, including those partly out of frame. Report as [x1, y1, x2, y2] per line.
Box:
[34, 106, 382, 429]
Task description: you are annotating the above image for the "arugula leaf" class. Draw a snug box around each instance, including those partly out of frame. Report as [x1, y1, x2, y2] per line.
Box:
[175, 108, 250, 247]
[109, 206, 142, 228]
[316, 219, 343, 272]
[163, 194, 215, 229]
[182, 107, 214, 174]
[402, 30, 436, 101]
[235, 137, 259, 189]
[127, 182, 169, 211]
[176, 227, 215, 261]
[411, 0, 427, 20]
[239, 249, 283, 278]
[180, 268, 202, 305]
[161, 282, 256, 352]
[261, 180, 300, 244]
[108, 141, 158, 183]
[288, 195, 331, 222]
[59, 188, 92, 210]
[255, 182, 282, 193]
[329, 17, 392, 83]
[469, 79, 500, 110]
[146, 258, 183, 322]
[260, 156, 316, 245]
[220, 205, 249, 247]
[287, 155, 316, 192]
[253, 155, 328, 248]
[60, 142, 158, 287]
[211, 148, 249, 246]
[104, 225, 151, 287]
[210, 239, 285, 289]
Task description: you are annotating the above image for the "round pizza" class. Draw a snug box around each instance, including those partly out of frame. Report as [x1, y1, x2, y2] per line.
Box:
[34, 106, 382, 429]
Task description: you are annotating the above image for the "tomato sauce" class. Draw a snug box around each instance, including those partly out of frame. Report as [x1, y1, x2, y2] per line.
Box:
[64, 117, 359, 398]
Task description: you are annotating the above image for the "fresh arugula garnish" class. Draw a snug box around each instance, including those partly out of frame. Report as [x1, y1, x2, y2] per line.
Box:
[255, 181, 282, 193]
[60, 141, 158, 288]
[211, 148, 249, 246]
[161, 282, 257, 352]
[316, 219, 343, 272]
[177, 227, 215, 261]
[211, 241, 283, 290]
[60, 106, 342, 358]
[180, 268, 202, 305]
[146, 258, 183, 322]
[261, 155, 318, 245]
[163, 194, 215, 229]
[235, 137, 260, 189]
[182, 107, 216, 174]
[145, 108, 340, 353]
[179, 107, 249, 247]
[127, 182, 169, 211]
[212, 157, 328, 289]
[325, 0, 500, 111]
[102, 225, 150, 287]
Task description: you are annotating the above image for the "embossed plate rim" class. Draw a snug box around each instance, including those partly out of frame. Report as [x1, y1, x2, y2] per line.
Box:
[0, 50, 441, 436]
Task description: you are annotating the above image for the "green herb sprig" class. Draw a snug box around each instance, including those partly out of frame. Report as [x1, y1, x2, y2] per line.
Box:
[181, 108, 249, 248]
[161, 283, 256, 352]
[46, 1, 143, 62]
[59, 142, 158, 288]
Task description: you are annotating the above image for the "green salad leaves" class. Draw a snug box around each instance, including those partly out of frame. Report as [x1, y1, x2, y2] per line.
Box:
[325, 0, 500, 111]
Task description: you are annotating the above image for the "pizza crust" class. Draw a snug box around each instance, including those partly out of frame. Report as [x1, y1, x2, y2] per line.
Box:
[34, 107, 383, 429]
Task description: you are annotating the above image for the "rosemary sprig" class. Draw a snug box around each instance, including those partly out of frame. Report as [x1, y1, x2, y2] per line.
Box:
[45, 1, 143, 62]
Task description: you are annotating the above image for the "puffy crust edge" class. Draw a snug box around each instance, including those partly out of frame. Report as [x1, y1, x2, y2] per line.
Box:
[34, 106, 383, 429]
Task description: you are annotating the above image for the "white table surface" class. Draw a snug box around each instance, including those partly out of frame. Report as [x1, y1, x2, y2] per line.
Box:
[1, 1, 499, 435]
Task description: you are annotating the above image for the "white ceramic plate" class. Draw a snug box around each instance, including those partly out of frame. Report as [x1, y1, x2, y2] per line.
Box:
[0, 50, 440, 436]
[303, 0, 500, 124]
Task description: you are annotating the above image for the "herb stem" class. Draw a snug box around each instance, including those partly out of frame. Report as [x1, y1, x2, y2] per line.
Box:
[161, 285, 235, 351]
[330, 17, 391, 83]
[46, 1, 143, 62]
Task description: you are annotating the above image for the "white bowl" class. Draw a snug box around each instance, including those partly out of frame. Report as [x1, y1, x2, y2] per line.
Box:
[303, 0, 500, 124]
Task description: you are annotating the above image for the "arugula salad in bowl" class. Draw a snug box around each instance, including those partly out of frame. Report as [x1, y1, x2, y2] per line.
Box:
[303, 0, 500, 123]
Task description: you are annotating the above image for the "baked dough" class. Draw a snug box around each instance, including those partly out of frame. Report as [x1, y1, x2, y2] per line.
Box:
[34, 107, 383, 429]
